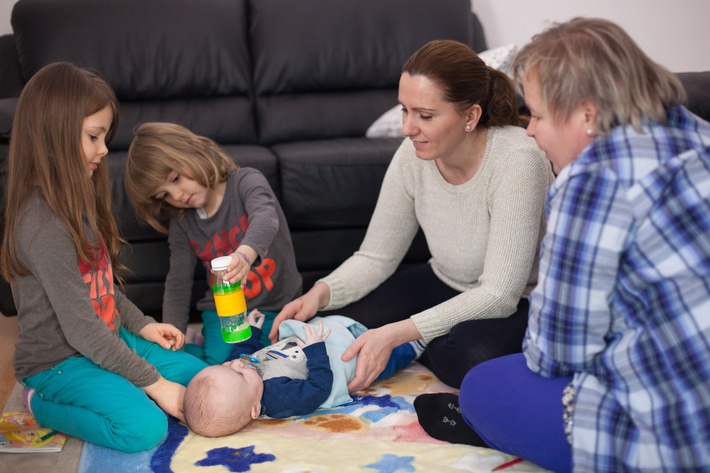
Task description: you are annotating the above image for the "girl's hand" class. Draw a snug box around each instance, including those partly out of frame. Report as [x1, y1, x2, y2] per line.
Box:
[269, 282, 330, 343]
[139, 322, 185, 351]
[142, 377, 187, 422]
[216, 245, 257, 286]
[247, 309, 265, 328]
[297, 320, 331, 348]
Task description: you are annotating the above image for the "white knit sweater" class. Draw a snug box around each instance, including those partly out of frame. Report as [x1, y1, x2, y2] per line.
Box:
[320, 126, 554, 342]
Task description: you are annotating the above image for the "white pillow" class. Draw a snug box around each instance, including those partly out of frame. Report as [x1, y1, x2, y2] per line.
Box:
[365, 104, 403, 138]
[478, 43, 519, 77]
[366, 43, 519, 138]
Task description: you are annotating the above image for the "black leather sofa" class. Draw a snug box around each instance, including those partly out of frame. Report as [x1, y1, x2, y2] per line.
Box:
[0, 0, 488, 318]
[1, 1, 709, 321]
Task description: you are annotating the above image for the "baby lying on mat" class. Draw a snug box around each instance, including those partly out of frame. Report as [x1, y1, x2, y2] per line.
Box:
[183, 310, 425, 437]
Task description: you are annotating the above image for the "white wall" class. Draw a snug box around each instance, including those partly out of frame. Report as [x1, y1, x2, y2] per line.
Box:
[0, 0, 707, 72]
[0, 0, 11, 36]
[475, 0, 709, 72]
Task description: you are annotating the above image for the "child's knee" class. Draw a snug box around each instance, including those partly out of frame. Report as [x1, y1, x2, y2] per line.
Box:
[112, 406, 168, 453]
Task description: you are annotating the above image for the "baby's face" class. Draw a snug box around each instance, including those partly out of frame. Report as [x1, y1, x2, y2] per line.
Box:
[219, 359, 264, 404]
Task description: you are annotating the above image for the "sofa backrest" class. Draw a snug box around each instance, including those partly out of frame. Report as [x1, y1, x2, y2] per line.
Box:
[11, 0, 256, 149]
[9, 0, 480, 148]
[250, 0, 478, 145]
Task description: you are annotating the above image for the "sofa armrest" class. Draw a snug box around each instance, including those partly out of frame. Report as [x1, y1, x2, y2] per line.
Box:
[677, 71, 710, 122]
[0, 34, 22, 101]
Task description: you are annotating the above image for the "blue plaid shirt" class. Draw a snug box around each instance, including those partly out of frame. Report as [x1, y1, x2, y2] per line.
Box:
[524, 106, 710, 472]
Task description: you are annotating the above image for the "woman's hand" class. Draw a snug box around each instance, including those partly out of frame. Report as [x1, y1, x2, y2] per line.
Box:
[142, 376, 187, 422]
[140, 322, 185, 351]
[343, 319, 422, 393]
[269, 282, 330, 342]
[342, 327, 395, 393]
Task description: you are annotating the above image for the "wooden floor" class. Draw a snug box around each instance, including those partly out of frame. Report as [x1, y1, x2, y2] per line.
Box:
[0, 314, 19, 410]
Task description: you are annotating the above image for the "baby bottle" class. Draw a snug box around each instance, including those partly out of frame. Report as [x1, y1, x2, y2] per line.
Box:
[210, 256, 252, 343]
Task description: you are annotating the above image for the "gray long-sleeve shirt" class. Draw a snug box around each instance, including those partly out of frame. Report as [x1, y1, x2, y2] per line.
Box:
[162, 168, 302, 333]
[12, 190, 160, 386]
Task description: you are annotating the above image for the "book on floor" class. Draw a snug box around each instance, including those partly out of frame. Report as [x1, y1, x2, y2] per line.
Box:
[0, 411, 66, 453]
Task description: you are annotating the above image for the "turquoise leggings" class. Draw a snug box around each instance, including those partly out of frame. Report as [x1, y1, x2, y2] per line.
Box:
[184, 309, 276, 365]
[22, 328, 208, 453]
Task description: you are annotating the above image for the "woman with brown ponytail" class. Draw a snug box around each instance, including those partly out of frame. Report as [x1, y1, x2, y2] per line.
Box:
[271, 39, 553, 391]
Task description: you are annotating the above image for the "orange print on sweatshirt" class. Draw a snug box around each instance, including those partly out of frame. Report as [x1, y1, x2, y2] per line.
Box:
[79, 246, 118, 331]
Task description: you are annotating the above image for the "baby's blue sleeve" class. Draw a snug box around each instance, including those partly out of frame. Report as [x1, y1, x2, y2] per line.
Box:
[226, 326, 265, 361]
[260, 343, 333, 418]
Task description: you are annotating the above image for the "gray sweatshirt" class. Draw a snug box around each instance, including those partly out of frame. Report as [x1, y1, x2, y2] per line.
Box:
[321, 126, 554, 342]
[12, 190, 159, 386]
[162, 168, 302, 333]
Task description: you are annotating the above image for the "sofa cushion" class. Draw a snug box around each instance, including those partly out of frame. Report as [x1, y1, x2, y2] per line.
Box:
[113, 99, 258, 150]
[0, 98, 16, 140]
[274, 137, 404, 229]
[0, 34, 22, 101]
[12, 0, 251, 98]
[11, 0, 257, 145]
[250, 0, 476, 144]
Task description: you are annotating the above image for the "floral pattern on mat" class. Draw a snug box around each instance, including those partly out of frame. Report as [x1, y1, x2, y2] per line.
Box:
[79, 362, 549, 472]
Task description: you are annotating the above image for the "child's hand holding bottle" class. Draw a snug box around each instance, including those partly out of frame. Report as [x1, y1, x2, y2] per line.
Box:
[216, 246, 256, 285]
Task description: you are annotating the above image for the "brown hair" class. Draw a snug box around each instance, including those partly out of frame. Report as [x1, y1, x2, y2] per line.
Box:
[1, 62, 122, 281]
[511, 17, 686, 135]
[125, 122, 237, 233]
[402, 39, 527, 127]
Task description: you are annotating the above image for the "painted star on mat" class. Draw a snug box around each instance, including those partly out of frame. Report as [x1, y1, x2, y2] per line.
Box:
[195, 445, 276, 472]
[364, 454, 415, 473]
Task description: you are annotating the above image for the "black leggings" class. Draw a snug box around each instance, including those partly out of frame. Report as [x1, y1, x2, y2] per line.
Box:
[320, 264, 529, 388]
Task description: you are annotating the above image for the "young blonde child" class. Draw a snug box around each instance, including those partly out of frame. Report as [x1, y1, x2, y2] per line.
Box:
[125, 123, 302, 364]
[0, 62, 208, 453]
[183, 311, 425, 437]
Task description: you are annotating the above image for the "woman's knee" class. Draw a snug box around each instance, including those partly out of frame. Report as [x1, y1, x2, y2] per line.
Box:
[460, 354, 525, 420]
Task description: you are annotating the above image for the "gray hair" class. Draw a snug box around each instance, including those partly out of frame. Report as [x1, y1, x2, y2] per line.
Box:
[511, 17, 685, 134]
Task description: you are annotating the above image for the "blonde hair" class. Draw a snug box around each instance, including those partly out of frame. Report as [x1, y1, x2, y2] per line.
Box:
[184, 368, 254, 437]
[1, 62, 123, 282]
[511, 17, 685, 135]
[124, 122, 237, 233]
[403, 39, 527, 127]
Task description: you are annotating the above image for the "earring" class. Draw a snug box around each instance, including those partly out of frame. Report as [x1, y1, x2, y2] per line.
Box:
[586, 128, 595, 137]
[465, 124, 472, 132]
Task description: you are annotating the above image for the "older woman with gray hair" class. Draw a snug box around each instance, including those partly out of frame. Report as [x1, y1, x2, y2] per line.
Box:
[418, 17, 710, 473]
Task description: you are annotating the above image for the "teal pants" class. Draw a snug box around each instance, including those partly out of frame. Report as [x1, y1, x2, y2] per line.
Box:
[22, 328, 208, 453]
[184, 309, 275, 365]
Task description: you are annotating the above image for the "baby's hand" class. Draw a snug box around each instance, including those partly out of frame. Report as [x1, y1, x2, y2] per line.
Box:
[248, 309, 265, 328]
[301, 320, 331, 347]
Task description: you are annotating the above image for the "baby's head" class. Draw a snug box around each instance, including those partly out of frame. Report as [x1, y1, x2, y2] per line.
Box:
[184, 359, 264, 437]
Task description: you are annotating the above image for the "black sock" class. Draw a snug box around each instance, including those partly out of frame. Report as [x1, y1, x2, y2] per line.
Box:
[414, 392, 488, 447]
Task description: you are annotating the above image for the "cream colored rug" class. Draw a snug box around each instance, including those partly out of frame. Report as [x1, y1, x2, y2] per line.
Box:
[2, 363, 549, 472]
